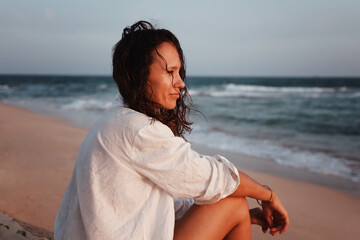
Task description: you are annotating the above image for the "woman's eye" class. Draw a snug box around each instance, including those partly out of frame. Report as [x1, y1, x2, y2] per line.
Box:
[167, 70, 174, 75]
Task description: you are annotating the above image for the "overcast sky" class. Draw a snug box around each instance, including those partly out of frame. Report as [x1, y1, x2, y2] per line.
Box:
[1, 0, 359, 77]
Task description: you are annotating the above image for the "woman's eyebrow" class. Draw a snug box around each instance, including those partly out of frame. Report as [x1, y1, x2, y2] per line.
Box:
[167, 64, 180, 70]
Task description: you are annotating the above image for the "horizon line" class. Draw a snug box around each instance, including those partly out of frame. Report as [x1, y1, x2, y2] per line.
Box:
[1, 73, 360, 79]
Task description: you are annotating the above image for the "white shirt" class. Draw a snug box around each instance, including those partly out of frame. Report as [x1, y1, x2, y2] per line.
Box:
[54, 95, 240, 240]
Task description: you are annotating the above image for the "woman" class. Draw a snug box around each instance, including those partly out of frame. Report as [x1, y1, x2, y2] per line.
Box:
[54, 21, 289, 240]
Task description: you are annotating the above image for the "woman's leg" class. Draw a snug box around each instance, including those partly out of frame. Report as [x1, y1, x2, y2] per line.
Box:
[174, 197, 251, 240]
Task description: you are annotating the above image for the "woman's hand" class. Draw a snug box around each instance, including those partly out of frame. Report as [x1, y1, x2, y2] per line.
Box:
[261, 192, 289, 236]
[249, 207, 269, 233]
[229, 171, 289, 235]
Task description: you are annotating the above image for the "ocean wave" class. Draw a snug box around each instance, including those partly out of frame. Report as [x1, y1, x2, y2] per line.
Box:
[189, 128, 359, 182]
[189, 84, 359, 99]
[350, 92, 360, 98]
[0, 84, 10, 90]
[96, 84, 108, 90]
[62, 99, 112, 111]
[0, 84, 13, 98]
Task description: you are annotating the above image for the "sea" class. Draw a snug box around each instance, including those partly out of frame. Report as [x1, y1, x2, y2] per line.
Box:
[1, 75, 359, 182]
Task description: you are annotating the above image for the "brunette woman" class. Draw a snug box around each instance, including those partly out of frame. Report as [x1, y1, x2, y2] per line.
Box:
[54, 21, 289, 240]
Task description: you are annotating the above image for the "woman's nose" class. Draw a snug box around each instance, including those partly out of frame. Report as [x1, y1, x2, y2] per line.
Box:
[174, 73, 185, 89]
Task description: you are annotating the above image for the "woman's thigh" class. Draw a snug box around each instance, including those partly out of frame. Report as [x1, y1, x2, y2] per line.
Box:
[174, 197, 250, 240]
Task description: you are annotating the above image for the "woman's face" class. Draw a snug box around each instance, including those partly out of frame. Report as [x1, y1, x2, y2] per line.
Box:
[147, 42, 185, 110]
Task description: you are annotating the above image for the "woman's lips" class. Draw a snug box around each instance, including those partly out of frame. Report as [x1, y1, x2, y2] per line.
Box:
[170, 93, 180, 98]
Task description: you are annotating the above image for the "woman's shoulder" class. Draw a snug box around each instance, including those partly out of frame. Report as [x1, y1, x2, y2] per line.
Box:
[98, 106, 173, 141]
[102, 106, 151, 132]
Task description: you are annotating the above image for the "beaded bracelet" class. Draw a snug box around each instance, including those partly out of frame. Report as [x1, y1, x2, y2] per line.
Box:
[256, 185, 273, 206]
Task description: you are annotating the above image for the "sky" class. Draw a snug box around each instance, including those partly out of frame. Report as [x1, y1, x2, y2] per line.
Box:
[1, 0, 360, 77]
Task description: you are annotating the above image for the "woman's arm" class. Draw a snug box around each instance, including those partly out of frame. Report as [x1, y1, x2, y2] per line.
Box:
[230, 170, 289, 235]
[230, 170, 272, 200]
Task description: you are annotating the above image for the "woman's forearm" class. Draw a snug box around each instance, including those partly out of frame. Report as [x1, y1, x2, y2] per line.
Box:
[230, 170, 290, 234]
[230, 170, 273, 201]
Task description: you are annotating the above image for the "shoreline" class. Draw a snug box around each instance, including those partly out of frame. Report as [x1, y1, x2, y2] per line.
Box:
[1, 102, 360, 239]
[192, 144, 360, 197]
[5, 101, 360, 196]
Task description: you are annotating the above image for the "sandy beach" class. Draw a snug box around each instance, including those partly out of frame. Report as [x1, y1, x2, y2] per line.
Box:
[1, 103, 360, 240]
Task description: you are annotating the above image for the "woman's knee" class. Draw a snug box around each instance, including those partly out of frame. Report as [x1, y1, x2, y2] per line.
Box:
[228, 196, 250, 223]
[174, 197, 250, 240]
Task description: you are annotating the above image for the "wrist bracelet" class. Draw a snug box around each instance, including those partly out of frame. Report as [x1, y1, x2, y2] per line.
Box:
[256, 185, 273, 206]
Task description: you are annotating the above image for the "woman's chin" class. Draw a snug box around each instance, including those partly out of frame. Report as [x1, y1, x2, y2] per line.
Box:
[162, 102, 177, 110]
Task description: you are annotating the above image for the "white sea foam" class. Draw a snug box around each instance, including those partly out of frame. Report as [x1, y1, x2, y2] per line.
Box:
[96, 84, 108, 90]
[189, 84, 358, 99]
[0, 84, 13, 97]
[350, 92, 360, 98]
[0, 84, 9, 89]
[189, 126, 359, 182]
[62, 99, 112, 111]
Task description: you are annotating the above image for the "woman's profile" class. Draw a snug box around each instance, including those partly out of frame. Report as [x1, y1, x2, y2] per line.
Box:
[54, 20, 289, 240]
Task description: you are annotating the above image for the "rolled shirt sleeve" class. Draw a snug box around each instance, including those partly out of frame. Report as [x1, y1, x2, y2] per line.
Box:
[130, 121, 240, 205]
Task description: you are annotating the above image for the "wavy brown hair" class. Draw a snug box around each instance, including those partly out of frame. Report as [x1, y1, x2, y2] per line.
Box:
[112, 21, 192, 138]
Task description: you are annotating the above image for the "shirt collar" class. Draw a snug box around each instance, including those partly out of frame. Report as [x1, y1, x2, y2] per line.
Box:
[111, 93, 125, 108]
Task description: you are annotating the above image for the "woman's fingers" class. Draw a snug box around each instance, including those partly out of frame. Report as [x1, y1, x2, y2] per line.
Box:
[278, 217, 290, 234]
[273, 207, 289, 233]
[264, 210, 274, 228]
[269, 227, 279, 235]
[256, 192, 290, 236]
[249, 207, 269, 233]
[255, 216, 268, 229]
[267, 193, 290, 234]
[271, 211, 289, 235]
